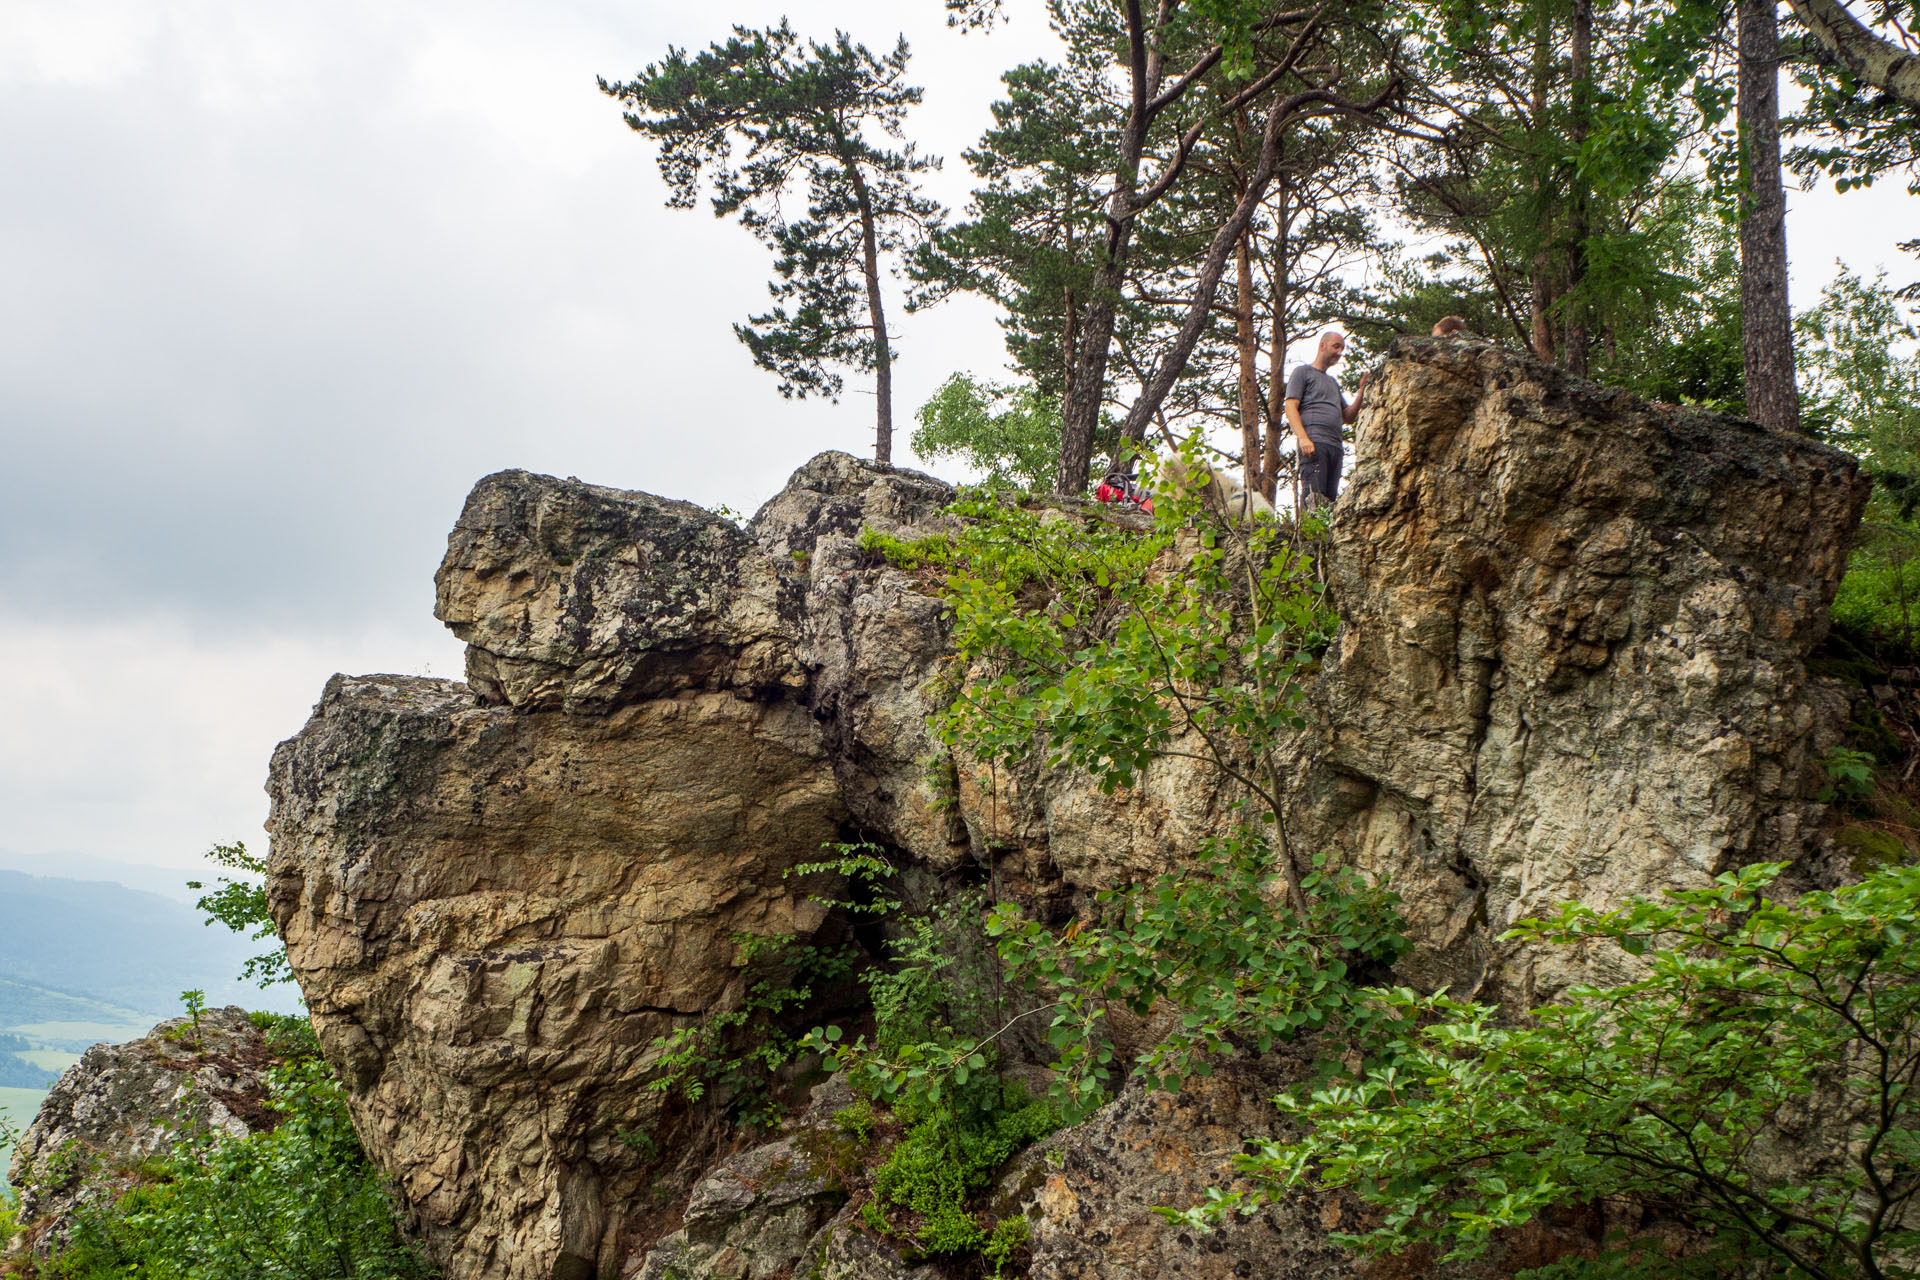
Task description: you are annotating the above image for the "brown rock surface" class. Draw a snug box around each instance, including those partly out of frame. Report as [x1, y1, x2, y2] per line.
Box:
[266, 672, 847, 1280]
[261, 342, 1867, 1280]
[1295, 338, 1869, 998]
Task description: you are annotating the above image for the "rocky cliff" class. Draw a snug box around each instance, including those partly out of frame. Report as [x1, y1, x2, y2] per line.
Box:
[259, 339, 1868, 1280]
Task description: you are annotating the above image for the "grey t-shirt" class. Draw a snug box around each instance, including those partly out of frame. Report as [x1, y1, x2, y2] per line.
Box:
[1285, 363, 1347, 444]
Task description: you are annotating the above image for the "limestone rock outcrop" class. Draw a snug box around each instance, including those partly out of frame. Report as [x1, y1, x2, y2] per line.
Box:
[261, 339, 1868, 1280]
[265, 459, 959, 1280]
[6, 1008, 278, 1252]
[1296, 339, 1870, 998]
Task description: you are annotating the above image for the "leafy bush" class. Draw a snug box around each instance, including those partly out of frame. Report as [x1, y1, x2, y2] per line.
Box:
[816, 465, 1406, 1266]
[1831, 533, 1920, 649]
[1817, 745, 1879, 804]
[645, 930, 857, 1129]
[1197, 862, 1920, 1280]
[187, 841, 292, 988]
[989, 837, 1405, 1121]
[912, 374, 1064, 492]
[799, 856, 1055, 1261]
[41, 1058, 433, 1280]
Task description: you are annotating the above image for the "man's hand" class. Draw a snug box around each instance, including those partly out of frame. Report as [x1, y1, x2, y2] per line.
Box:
[1297, 434, 1316, 458]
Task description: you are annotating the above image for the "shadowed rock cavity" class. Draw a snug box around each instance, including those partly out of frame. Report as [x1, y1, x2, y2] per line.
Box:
[262, 342, 1867, 1280]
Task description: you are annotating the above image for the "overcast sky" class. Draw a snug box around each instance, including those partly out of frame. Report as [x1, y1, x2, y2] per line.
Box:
[1, 0, 1913, 877]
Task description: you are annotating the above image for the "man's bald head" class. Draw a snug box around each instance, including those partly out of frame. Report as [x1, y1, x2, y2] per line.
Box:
[1314, 330, 1348, 370]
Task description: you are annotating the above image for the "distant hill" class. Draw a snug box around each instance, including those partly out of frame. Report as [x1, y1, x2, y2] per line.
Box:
[0, 869, 303, 1027]
[0, 850, 207, 903]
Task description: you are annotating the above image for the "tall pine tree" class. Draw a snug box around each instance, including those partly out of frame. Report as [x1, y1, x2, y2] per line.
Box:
[602, 23, 942, 464]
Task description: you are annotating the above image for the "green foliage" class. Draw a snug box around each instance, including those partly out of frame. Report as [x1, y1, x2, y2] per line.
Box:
[188, 841, 293, 988]
[1800, 267, 1920, 469]
[830, 1099, 876, 1145]
[804, 889, 1007, 1116]
[912, 374, 1063, 491]
[1818, 745, 1879, 803]
[600, 20, 941, 444]
[646, 931, 856, 1129]
[907, 461, 1404, 1128]
[989, 838, 1405, 1122]
[788, 841, 903, 917]
[907, 51, 1114, 407]
[1202, 863, 1920, 1280]
[932, 447, 1335, 908]
[43, 1058, 433, 1280]
[799, 865, 1055, 1263]
[981, 1213, 1030, 1278]
[1832, 539, 1920, 650]
[857, 526, 955, 573]
[249, 1010, 322, 1060]
[1802, 269, 1920, 649]
[867, 1086, 1055, 1258]
[1786, 0, 1920, 197]
[615, 1129, 659, 1162]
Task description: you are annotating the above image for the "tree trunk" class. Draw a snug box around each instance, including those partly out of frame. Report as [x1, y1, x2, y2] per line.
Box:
[847, 166, 894, 464]
[1564, 0, 1593, 377]
[1783, 0, 1920, 109]
[1529, 6, 1558, 364]
[1738, 0, 1802, 433]
[1061, 219, 1078, 419]
[1119, 89, 1334, 446]
[1057, 0, 1156, 494]
[1264, 178, 1289, 504]
[1236, 231, 1263, 494]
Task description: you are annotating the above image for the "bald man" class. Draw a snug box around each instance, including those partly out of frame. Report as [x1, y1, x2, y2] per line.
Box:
[1283, 331, 1369, 509]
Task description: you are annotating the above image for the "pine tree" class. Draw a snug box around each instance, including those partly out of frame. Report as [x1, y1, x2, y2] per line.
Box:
[601, 23, 943, 464]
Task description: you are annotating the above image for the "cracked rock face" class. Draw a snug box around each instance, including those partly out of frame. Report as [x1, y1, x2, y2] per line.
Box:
[263, 343, 1866, 1280]
[1295, 339, 1869, 999]
[267, 459, 957, 1280]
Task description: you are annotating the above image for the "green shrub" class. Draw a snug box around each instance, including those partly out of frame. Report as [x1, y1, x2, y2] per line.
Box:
[989, 836, 1406, 1121]
[869, 1085, 1056, 1257]
[1831, 535, 1920, 649]
[1195, 862, 1920, 1280]
[646, 931, 857, 1129]
[801, 873, 1058, 1263]
[42, 1058, 433, 1280]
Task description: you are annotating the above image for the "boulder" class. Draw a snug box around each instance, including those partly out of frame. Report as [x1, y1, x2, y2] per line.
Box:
[6, 1008, 278, 1252]
[1295, 339, 1869, 999]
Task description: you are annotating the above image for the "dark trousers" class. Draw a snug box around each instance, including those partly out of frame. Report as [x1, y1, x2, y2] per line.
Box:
[1299, 438, 1344, 508]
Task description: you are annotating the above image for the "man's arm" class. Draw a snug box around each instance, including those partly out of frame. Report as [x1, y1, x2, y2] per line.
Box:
[1341, 371, 1372, 425]
[1284, 397, 1314, 457]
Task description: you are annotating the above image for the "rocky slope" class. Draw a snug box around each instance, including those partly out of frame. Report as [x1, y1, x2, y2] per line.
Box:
[255, 338, 1866, 1280]
[6, 1008, 281, 1252]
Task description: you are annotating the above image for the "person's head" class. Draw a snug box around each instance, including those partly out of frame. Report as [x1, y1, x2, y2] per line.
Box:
[1315, 330, 1348, 369]
[1431, 315, 1466, 336]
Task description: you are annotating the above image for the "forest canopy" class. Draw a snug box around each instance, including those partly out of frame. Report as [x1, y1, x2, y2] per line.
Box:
[606, 0, 1917, 502]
